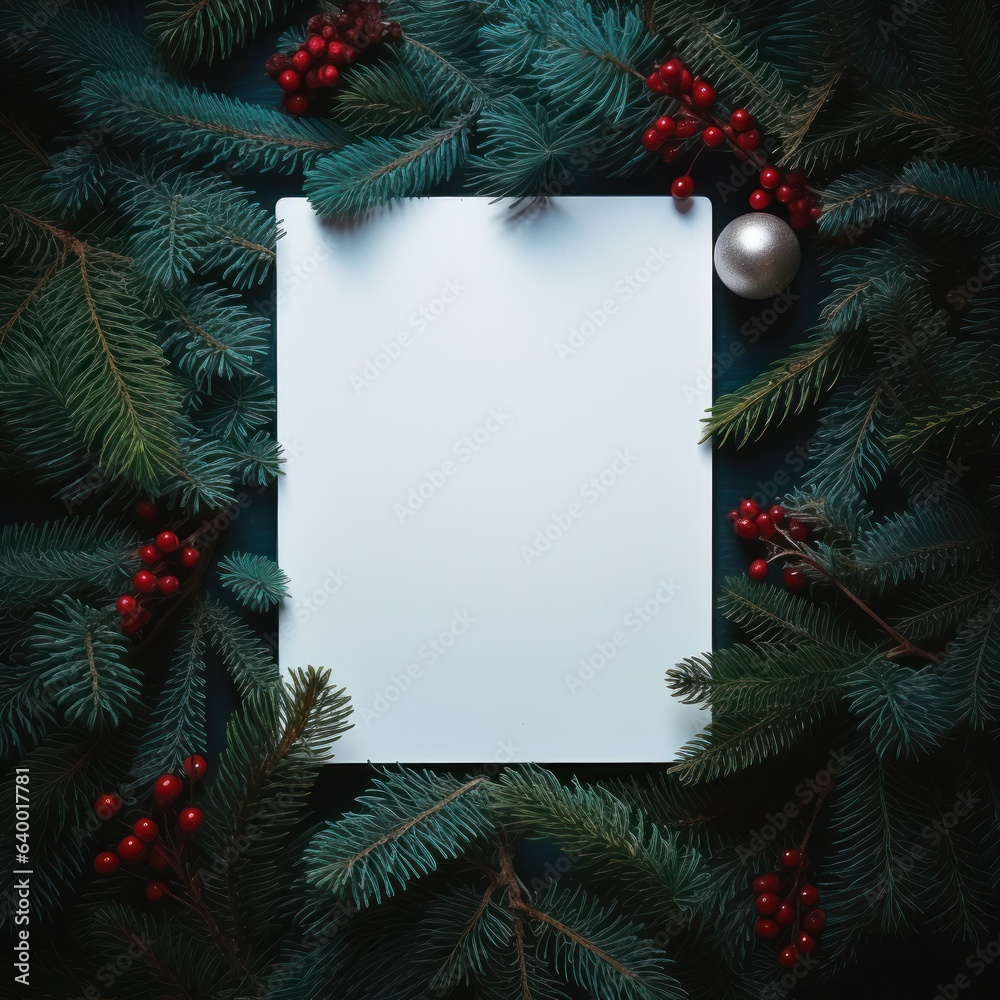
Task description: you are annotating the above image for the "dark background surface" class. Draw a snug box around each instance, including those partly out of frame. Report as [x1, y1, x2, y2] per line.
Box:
[7, 1, 997, 996]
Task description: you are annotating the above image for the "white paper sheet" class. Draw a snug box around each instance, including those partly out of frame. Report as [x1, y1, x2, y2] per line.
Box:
[276, 196, 712, 762]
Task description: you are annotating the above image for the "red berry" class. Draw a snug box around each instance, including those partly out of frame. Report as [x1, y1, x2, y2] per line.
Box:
[752, 873, 781, 893]
[729, 108, 754, 131]
[153, 774, 183, 807]
[775, 902, 795, 926]
[306, 35, 327, 56]
[759, 167, 781, 190]
[318, 64, 340, 86]
[775, 185, 796, 204]
[118, 835, 147, 864]
[755, 892, 780, 915]
[691, 80, 715, 108]
[654, 115, 676, 135]
[306, 14, 326, 32]
[660, 142, 682, 163]
[755, 512, 775, 538]
[155, 531, 180, 554]
[791, 197, 811, 214]
[264, 52, 290, 78]
[739, 499, 760, 519]
[326, 40, 350, 64]
[680, 68, 693, 93]
[782, 567, 807, 591]
[671, 175, 694, 199]
[177, 806, 204, 834]
[642, 128, 665, 151]
[804, 908, 827, 934]
[284, 93, 310, 116]
[768, 505, 785, 522]
[147, 844, 171, 871]
[780, 848, 805, 868]
[133, 817, 159, 843]
[727, 510, 740, 524]
[797, 932, 817, 953]
[183, 754, 208, 781]
[93, 851, 120, 875]
[789, 212, 812, 231]
[120, 613, 145, 634]
[94, 793, 122, 819]
[702, 126, 724, 147]
[145, 881, 169, 902]
[277, 69, 302, 93]
[658, 58, 683, 90]
[646, 71, 665, 93]
[810, 205, 823, 220]
[116, 595, 137, 616]
[180, 547, 200, 568]
[673, 116, 699, 138]
[755, 918, 780, 938]
[787, 519, 811, 542]
[778, 945, 800, 969]
[786, 170, 808, 186]
[734, 517, 758, 540]
[799, 884, 820, 906]
[736, 129, 761, 151]
[133, 570, 156, 593]
[748, 559, 769, 581]
[749, 189, 771, 210]
[139, 544, 159, 566]
[157, 575, 180, 596]
[135, 500, 158, 522]
[321, 24, 336, 39]
[291, 49, 312, 72]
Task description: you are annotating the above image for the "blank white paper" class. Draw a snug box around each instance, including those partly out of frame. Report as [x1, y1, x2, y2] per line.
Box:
[276, 196, 712, 763]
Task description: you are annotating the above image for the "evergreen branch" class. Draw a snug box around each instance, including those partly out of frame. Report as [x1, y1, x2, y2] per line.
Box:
[202, 598, 279, 693]
[944, 601, 1000, 731]
[304, 770, 494, 906]
[145, 0, 296, 66]
[304, 121, 470, 217]
[0, 516, 137, 609]
[28, 597, 141, 730]
[667, 706, 825, 784]
[217, 552, 289, 612]
[778, 63, 844, 164]
[893, 572, 1000, 640]
[495, 767, 707, 918]
[76, 71, 349, 174]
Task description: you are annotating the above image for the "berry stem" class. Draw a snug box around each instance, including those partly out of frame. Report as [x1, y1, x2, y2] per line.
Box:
[771, 528, 941, 663]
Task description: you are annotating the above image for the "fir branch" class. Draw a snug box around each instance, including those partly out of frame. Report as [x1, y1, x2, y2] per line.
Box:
[495, 767, 707, 919]
[525, 883, 683, 1000]
[0, 516, 137, 610]
[304, 769, 494, 906]
[304, 121, 470, 217]
[75, 71, 349, 174]
[145, 0, 297, 66]
[131, 600, 209, 786]
[218, 552, 289, 612]
[202, 598, 280, 693]
[28, 597, 141, 731]
[893, 572, 1000, 641]
[667, 706, 826, 784]
[944, 601, 1000, 731]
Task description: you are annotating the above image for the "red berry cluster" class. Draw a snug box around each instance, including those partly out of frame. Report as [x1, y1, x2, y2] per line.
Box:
[265, 1, 401, 116]
[117, 501, 201, 634]
[642, 57, 820, 228]
[752, 848, 827, 969]
[727, 498, 813, 591]
[92, 756, 208, 903]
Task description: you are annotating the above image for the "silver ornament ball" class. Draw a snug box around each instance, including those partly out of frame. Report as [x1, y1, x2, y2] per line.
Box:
[713, 214, 801, 299]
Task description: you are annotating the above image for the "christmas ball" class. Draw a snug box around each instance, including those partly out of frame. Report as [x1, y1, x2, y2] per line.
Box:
[713, 214, 800, 299]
